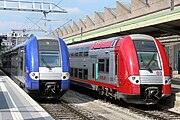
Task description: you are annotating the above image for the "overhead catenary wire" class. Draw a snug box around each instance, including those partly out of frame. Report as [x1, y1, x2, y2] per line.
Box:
[23, 0, 65, 34]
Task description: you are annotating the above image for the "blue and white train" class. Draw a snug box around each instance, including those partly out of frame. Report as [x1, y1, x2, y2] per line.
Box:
[1, 35, 70, 98]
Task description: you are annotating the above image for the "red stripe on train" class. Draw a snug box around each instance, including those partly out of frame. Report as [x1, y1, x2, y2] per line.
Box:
[71, 77, 117, 90]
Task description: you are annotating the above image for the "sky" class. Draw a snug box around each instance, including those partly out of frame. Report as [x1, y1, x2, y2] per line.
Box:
[0, 0, 130, 36]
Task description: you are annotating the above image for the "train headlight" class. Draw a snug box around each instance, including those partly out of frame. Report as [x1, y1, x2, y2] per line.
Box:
[62, 72, 70, 80]
[30, 72, 39, 80]
[128, 76, 140, 84]
[31, 73, 35, 76]
[164, 76, 171, 84]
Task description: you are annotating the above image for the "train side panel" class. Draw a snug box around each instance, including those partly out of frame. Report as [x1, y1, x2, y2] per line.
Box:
[26, 36, 39, 90]
[59, 38, 70, 90]
[154, 39, 171, 95]
[116, 36, 140, 96]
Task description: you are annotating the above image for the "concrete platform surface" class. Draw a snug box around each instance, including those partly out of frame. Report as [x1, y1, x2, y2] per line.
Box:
[0, 69, 54, 120]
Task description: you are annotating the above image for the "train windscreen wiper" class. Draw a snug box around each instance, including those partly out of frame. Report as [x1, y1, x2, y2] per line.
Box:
[145, 53, 156, 73]
[41, 58, 52, 70]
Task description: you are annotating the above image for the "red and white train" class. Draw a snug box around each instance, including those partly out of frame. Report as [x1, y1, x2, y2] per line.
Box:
[68, 34, 171, 104]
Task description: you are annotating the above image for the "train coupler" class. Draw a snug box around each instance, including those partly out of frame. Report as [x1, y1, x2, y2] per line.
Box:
[144, 87, 160, 100]
[44, 82, 58, 94]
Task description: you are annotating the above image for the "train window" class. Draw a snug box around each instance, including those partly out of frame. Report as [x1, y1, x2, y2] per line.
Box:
[70, 53, 74, 57]
[75, 52, 78, 56]
[79, 52, 83, 56]
[38, 40, 59, 51]
[84, 52, 88, 56]
[39, 51, 60, 67]
[38, 40, 61, 67]
[78, 69, 83, 79]
[92, 64, 95, 78]
[106, 59, 109, 72]
[70, 68, 73, 76]
[137, 52, 161, 70]
[74, 68, 78, 77]
[84, 69, 88, 79]
[98, 59, 105, 72]
[115, 54, 118, 75]
[133, 40, 157, 52]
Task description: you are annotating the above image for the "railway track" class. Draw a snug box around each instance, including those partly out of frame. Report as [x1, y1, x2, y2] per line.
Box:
[127, 106, 180, 120]
[37, 88, 180, 120]
[97, 97, 180, 120]
[37, 98, 103, 120]
[70, 85, 180, 120]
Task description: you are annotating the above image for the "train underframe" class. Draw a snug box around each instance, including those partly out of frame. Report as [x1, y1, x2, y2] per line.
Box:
[94, 84, 168, 104]
[22, 80, 67, 99]
[70, 77, 170, 104]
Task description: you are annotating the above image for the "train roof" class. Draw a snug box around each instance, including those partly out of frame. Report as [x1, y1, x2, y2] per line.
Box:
[68, 36, 123, 50]
[68, 34, 155, 50]
[129, 34, 154, 41]
[35, 35, 60, 40]
[2, 35, 61, 54]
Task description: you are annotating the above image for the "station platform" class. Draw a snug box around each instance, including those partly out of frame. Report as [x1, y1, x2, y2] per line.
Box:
[171, 79, 180, 108]
[0, 69, 53, 120]
[160, 78, 180, 111]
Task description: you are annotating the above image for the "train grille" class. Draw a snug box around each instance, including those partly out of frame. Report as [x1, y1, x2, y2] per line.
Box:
[140, 76, 163, 84]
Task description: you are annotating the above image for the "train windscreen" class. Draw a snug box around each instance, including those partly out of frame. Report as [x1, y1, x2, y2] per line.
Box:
[38, 40, 61, 67]
[133, 40, 161, 70]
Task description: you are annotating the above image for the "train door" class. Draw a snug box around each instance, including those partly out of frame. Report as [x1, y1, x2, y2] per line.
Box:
[97, 57, 110, 83]
[18, 48, 25, 83]
[91, 58, 98, 80]
[108, 52, 117, 84]
[109, 52, 118, 84]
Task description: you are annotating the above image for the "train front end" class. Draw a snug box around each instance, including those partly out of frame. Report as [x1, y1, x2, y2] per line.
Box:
[26, 36, 70, 98]
[116, 34, 171, 104]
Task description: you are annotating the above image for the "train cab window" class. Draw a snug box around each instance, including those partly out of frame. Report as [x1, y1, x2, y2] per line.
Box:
[137, 52, 161, 70]
[133, 40, 161, 70]
[98, 59, 105, 72]
[133, 40, 157, 52]
[38, 40, 61, 67]
[39, 51, 60, 67]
